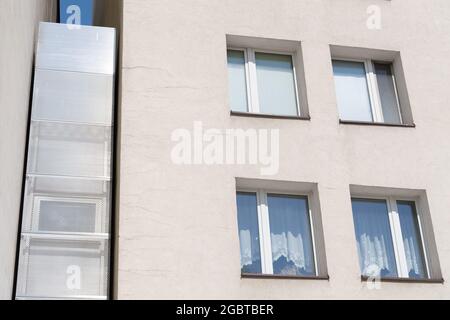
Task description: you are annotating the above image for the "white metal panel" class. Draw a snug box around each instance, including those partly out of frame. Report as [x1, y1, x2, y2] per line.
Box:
[36, 22, 116, 75]
[32, 69, 113, 125]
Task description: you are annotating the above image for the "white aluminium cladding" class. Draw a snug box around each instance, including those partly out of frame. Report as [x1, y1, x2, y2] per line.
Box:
[15, 22, 116, 300]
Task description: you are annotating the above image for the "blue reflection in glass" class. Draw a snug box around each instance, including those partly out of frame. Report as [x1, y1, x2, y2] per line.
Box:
[227, 50, 248, 112]
[332, 60, 373, 122]
[60, 0, 94, 26]
[255, 53, 298, 116]
[397, 201, 427, 279]
[236, 192, 261, 273]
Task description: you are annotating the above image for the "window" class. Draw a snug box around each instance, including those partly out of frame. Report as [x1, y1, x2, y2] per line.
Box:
[227, 48, 300, 116]
[32, 196, 105, 234]
[332, 59, 402, 124]
[236, 191, 316, 276]
[351, 198, 428, 279]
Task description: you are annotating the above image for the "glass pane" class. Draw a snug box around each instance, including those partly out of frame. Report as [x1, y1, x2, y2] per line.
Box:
[32, 69, 113, 125]
[332, 60, 373, 122]
[27, 121, 111, 178]
[397, 201, 427, 279]
[38, 200, 97, 233]
[267, 194, 315, 276]
[227, 50, 248, 112]
[374, 63, 402, 124]
[236, 192, 261, 273]
[16, 238, 108, 299]
[37, 22, 116, 75]
[351, 199, 397, 277]
[255, 52, 298, 116]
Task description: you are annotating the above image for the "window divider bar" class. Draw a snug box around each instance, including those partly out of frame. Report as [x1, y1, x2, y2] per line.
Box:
[257, 190, 273, 274]
[246, 49, 260, 113]
[365, 60, 384, 123]
[388, 198, 409, 278]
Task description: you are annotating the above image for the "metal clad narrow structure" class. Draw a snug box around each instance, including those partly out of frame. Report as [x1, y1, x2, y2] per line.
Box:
[15, 22, 116, 300]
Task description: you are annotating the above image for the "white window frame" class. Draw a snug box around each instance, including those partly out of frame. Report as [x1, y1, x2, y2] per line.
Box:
[228, 47, 301, 116]
[236, 189, 318, 276]
[351, 196, 429, 279]
[333, 58, 403, 124]
[30, 195, 106, 236]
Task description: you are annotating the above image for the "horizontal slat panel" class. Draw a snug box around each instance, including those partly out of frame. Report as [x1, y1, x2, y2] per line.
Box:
[32, 69, 113, 125]
[36, 22, 116, 74]
[16, 238, 109, 298]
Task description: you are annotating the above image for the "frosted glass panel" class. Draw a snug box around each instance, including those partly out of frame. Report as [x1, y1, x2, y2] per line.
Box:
[227, 50, 248, 112]
[333, 60, 373, 121]
[267, 195, 315, 276]
[38, 201, 97, 233]
[36, 22, 116, 74]
[397, 201, 427, 279]
[374, 63, 401, 124]
[255, 52, 298, 116]
[236, 192, 261, 274]
[32, 69, 113, 125]
[31, 176, 110, 196]
[352, 199, 398, 277]
[16, 238, 108, 298]
[28, 121, 111, 178]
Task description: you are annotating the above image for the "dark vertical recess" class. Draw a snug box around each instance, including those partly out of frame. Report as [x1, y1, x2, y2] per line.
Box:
[108, 30, 120, 301]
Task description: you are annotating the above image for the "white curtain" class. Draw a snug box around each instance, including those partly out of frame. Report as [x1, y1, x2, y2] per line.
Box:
[397, 201, 426, 278]
[236, 193, 261, 273]
[267, 195, 315, 276]
[352, 199, 398, 277]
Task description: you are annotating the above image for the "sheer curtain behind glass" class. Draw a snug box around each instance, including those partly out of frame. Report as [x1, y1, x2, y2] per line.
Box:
[255, 53, 298, 116]
[351, 199, 398, 277]
[236, 192, 261, 273]
[332, 60, 373, 122]
[267, 195, 315, 276]
[397, 201, 427, 278]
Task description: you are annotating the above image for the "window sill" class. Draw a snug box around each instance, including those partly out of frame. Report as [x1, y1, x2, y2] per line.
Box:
[231, 111, 311, 121]
[241, 273, 329, 281]
[339, 120, 416, 128]
[361, 276, 444, 284]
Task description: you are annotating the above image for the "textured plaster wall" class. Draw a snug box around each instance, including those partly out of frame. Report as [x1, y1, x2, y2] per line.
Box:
[117, 0, 450, 299]
[0, 0, 57, 300]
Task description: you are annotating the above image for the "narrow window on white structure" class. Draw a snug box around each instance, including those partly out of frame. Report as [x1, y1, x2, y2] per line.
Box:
[351, 198, 428, 279]
[227, 49, 300, 116]
[332, 59, 402, 124]
[236, 191, 316, 276]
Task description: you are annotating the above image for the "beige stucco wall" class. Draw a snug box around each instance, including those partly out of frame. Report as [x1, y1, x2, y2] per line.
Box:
[0, 0, 57, 300]
[117, 0, 450, 299]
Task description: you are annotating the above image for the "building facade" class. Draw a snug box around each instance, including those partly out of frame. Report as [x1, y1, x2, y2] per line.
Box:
[1, 0, 450, 299]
